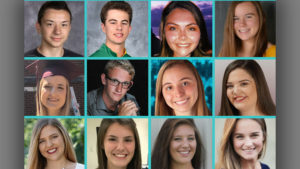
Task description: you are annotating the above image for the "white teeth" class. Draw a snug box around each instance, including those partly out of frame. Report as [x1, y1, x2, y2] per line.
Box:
[175, 99, 187, 105]
[239, 29, 249, 33]
[177, 44, 189, 47]
[114, 33, 123, 38]
[179, 151, 189, 154]
[234, 97, 245, 101]
[115, 154, 126, 158]
[48, 148, 56, 153]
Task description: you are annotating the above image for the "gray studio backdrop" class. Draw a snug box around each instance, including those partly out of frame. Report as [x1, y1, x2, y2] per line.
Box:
[24, 1, 84, 56]
[151, 118, 212, 169]
[87, 1, 148, 57]
[215, 1, 276, 55]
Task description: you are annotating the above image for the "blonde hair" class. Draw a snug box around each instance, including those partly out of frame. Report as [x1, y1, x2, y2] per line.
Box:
[218, 1, 268, 57]
[36, 77, 71, 116]
[154, 60, 210, 116]
[216, 119, 267, 169]
[27, 119, 77, 169]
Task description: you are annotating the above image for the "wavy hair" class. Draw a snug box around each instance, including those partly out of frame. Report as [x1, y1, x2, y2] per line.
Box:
[27, 119, 77, 169]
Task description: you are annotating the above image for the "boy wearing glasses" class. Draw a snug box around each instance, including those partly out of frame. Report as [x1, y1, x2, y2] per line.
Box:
[87, 60, 139, 115]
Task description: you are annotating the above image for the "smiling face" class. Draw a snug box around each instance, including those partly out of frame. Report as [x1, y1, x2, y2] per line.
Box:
[36, 9, 71, 49]
[233, 2, 259, 42]
[169, 124, 196, 166]
[233, 119, 264, 162]
[40, 75, 68, 114]
[38, 125, 66, 162]
[101, 9, 132, 48]
[103, 123, 135, 169]
[164, 8, 201, 57]
[226, 68, 258, 115]
[101, 67, 132, 105]
[162, 64, 198, 116]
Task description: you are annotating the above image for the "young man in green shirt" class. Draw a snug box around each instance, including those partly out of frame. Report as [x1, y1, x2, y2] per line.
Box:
[90, 1, 133, 57]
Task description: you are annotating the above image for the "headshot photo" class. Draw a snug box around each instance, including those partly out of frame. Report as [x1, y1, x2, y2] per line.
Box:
[24, 118, 84, 169]
[87, 118, 148, 169]
[24, 1, 84, 57]
[215, 1, 276, 57]
[215, 118, 275, 169]
[24, 60, 84, 116]
[87, 1, 148, 57]
[151, 59, 212, 116]
[151, 118, 212, 169]
[151, 1, 212, 57]
[215, 60, 276, 116]
[87, 60, 148, 116]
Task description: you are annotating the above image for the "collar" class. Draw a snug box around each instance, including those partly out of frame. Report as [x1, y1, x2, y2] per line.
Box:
[101, 43, 129, 57]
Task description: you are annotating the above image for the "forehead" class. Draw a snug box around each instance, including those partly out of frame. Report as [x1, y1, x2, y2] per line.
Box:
[234, 119, 262, 133]
[173, 124, 195, 136]
[42, 75, 68, 85]
[40, 125, 61, 138]
[105, 122, 134, 137]
[106, 9, 129, 21]
[227, 68, 254, 82]
[108, 67, 132, 80]
[235, 2, 258, 15]
[166, 8, 196, 23]
[41, 8, 71, 21]
[162, 64, 196, 83]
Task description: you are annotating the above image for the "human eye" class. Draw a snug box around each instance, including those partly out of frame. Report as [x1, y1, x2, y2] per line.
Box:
[122, 21, 129, 25]
[226, 84, 233, 89]
[122, 81, 130, 87]
[39, 139, 45, 144]
[168, 26, 176, 31]
[235, 134, 243, 139]
[111, 79, 120, 85]
[240, 82, 249, 87]
[233, 16, 239, 22]
[173, 137, 182, 141]
[164, 85, 173, 91]
[62, 23, 69, 27]
[124, 138, 133, 142]
[108, 137, 117, 142]
[188, 136, 195, 141]
[182, 81, 189, 87]
[246, 14, 253, 19]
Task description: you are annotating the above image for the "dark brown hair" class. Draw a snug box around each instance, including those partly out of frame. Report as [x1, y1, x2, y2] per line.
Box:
[219, 60, 275, 115]
[38, 1, 72, 24]
[100, 1, 133, 24]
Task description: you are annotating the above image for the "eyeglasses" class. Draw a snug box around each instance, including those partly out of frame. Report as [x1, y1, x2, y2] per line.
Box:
[105, 76, 133, 89]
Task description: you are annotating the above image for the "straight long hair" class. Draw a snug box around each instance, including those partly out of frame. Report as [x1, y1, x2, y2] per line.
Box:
[216, 118, 267, 169]
[155, 60, 210, 116]
[96, 119, 142, 169]
[36, 77, 71, 116]
[159, 1, 211, 57]
[218, 1, 268, 57]
[152, 119, 205, 169]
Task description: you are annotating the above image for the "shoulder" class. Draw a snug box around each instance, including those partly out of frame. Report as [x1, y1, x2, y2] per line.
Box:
[263, 43, 276, 57]
[260, 162, 270, 169]
[89, 44, 108, 57]
[24, 48, 43, 57]
[87, 88, 101, 102]
[75, 163, 85, 169]
[63, 48, 83, 57]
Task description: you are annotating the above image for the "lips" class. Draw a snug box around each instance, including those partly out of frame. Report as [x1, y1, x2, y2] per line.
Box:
[177, 150, 191, 157]
[48, 98, 59, 102]
[233, 96, 247, 103]
[51, 37, 62, 42]
[113, 153, 127, 159]
[114, 33, 124, 38]
[47, 148, 57, 154]
[239, 28, 250, 33]
[174, 98, 189, 105]
[176, 43, 191, 48]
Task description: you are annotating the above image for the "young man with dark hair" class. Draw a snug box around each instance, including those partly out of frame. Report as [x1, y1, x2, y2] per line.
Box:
[89, 1, 133, 57]
[25, 1, 82, 57]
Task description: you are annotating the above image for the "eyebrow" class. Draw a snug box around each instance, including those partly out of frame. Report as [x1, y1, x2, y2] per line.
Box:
[108, 19, 129, 23]
[39, 133, 58, 140]
[165, 23, 197, 27]
[45, 20, 70, 23]
[107, 135, 134, 138]
[162, 77, 193, 87]
[234, 13, 256, 17]
[227, 79, 251, 84]
[234, 131, 260, 136]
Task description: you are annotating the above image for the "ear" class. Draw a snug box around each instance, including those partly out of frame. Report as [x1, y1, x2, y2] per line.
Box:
[101, 73, 106, 85]
[35, 22, 41, 34]
[101, 23, 106, 34]
[129, 25, 132, 34]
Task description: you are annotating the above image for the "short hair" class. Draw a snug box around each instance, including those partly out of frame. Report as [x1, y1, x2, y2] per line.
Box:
[96, 119, 142, 169]
[218, 1, 268, 56]
[219, 60, 275, 115]
[100, 1, 133, 24]
[37, 1, 72, 24]
[104, 60, 135, 79]
[159, 1, 211, 57]
[216, 118, 267, 169]
[27, 119, 77, 169]
[36, 77, 71, 116]
[155, 60, 210, 116]
[152, 119, 204, 169]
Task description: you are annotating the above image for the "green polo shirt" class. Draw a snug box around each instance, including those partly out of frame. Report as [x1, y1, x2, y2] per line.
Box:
[89, 44, 131, 57]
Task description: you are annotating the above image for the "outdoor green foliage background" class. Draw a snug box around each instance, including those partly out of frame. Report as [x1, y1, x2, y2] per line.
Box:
[24, 118, 84, 167]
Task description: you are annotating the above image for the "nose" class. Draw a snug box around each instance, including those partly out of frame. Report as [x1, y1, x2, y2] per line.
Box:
[232, 85, 240, 95]
[116, 141, 125, 150]
[50, 87, 57, 95]
[116, 83, 123, 92]
[239, 18, 246, 26]
[182, 138, 189, 148]
[46, 139, 53, 147]
[178, 30, 187, 41]
[244, 137, 253, 147]
[116, 22, 122, 31]
[54, 24, 61, 34]
[174, 86, 184, 97]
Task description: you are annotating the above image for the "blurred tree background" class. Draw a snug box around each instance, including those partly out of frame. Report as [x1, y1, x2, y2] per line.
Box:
[24, 118, 84, 168]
